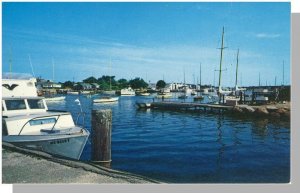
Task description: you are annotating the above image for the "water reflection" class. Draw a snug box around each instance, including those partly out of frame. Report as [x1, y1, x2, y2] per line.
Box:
[47, 95, 290, 183]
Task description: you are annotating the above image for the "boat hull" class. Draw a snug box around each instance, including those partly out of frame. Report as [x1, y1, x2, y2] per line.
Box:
[93, 97, 119, 103]
[3, 131, 89, 160]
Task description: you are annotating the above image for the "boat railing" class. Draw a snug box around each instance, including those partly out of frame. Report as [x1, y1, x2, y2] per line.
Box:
[76, 112, 86, 129]
[18, 115, 62, 135]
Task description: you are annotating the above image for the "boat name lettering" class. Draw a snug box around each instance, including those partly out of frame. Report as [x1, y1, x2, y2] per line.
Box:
[50, 138, 70, 145]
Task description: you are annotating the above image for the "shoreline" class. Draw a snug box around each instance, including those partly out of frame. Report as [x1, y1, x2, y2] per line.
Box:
[2, 142, 160, 184]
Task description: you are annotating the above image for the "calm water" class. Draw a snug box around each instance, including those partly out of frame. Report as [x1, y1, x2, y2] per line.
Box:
[47, 94, 290, 183]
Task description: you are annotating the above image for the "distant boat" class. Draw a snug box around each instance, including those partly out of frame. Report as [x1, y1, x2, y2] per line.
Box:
[156, 92, 172, 99]
[193, 95, 204, 101]
[93, 96, 119, 103]
[136, 91, 151, 96]
[191, 90, 197, 95]
[45, 96, 66, 102]
[120, 87, 135, 96]
[67, 91, 79, 95]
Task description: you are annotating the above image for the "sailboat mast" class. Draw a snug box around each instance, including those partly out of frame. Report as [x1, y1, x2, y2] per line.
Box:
[109, 57, 112, 90]
[218, 27, 225, 93]
[235, 49, 239, 89]
[200, 63, 202, 87]
[183, 68, 186, 85]
[282, 60, 284, 86]
[52, 58, 55, 82]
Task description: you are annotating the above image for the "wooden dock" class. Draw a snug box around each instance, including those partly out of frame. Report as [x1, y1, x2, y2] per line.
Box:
[150, 101, 234, 111]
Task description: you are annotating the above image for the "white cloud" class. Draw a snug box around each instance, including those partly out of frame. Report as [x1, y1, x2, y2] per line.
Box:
[255, 33, 281, 39]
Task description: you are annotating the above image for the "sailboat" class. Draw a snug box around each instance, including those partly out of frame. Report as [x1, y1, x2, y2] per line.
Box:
[216, 27, 232, 97]
[178, 68, 188, 99]
[194, 63, 204, 101]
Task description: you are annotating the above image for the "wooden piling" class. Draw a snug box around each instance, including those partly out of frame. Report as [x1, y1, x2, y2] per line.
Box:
[91, 109, 112, 168]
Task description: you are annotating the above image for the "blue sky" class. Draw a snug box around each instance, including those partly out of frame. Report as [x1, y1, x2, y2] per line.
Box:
[2, 2, 290, 86]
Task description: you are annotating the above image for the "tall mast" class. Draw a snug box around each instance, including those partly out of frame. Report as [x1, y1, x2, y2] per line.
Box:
[52, 58, 55, 82]
[282, 60, 284, 86]
[235, 49, 239, 89]
[109, 57, 112, 90]
[183, 68, 186, 85]
[218, 27, 226, 93]
[200, 63, 202, 87]
[259, 72, 261, 86]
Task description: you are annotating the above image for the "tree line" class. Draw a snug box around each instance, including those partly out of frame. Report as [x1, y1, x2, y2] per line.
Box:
[61, 76, 150, 90]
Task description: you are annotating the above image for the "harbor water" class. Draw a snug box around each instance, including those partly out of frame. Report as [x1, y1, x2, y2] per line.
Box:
[47, 94, 290, 183]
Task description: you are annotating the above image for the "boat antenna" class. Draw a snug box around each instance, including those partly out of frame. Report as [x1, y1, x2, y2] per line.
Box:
[217, 26, 227, 94]
[28, 54, 35, 77]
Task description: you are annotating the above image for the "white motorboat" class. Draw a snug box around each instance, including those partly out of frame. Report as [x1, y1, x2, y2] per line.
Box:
[93, 96, 119, 103]
[2, 73, 89, 160]
[120, 87, 135, 96]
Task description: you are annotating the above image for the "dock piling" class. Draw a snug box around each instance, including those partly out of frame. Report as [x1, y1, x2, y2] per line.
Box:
[91, 109, 112, 168]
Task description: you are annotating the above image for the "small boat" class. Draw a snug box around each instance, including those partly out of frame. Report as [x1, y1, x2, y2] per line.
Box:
[136, 102, 151, 108]
[193, 95, 204, 101]
[67, 91, 79, 95]
[93, 96, 119, 103]
[156, 92, 172, 99]
[120, 87, 135, 96]
[136, 92, 150, 96]
[44, 96, 66, 102]
[191, 90, 197, 96]
[2, 73, 89, 160]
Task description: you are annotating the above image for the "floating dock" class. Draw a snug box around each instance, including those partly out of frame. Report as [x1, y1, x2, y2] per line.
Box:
[136, 101, 290, 119]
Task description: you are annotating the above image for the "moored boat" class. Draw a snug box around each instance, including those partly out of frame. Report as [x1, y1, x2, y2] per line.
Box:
[93, 96, 119, 103]
[2, 73, 89, 160]
[120, 87, 135, 96]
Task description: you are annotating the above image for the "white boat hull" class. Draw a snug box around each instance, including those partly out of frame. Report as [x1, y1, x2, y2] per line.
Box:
[93, 97, 119, 103]
[45, 96, 66, 101]
[3, 130, 89, 160]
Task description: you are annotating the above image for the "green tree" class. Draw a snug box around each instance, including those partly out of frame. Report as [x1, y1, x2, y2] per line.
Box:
[129, 77, 148, 89]
[62, 81, 74, 89]
[83, 76, 97, 83]
[156, 80, 166, 89]
[117, 78, 129, 89]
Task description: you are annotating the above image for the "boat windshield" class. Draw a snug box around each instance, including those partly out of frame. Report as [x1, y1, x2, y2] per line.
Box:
[27, 99, 45, 109]
[5, 99, 26, 110]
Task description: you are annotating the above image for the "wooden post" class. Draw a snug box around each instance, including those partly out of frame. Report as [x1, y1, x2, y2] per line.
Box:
[91, 109, 112, 168]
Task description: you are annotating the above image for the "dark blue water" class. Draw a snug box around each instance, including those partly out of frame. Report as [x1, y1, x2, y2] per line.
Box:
[47, 94, 290, 183]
